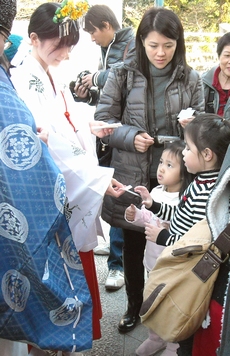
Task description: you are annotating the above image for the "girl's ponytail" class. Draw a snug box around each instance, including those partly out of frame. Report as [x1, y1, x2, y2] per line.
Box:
[184, 114, 230, 168]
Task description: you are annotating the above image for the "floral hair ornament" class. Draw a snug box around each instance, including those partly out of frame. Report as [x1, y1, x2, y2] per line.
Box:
[53, 0, 89, 38]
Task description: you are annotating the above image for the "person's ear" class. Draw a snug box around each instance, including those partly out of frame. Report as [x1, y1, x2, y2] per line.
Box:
[30, 32, 39, 46]
[102, 21, 110, 30]
[202, 147, 213, 162]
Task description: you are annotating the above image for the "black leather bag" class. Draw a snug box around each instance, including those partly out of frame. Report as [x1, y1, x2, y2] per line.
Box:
[96, 137, 113, 167]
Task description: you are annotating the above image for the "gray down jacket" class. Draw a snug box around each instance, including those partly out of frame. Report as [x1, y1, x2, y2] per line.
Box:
[95, 49, 205, 231]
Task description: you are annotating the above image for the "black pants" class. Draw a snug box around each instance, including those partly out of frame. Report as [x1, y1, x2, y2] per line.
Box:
[122, 228, 146, 303]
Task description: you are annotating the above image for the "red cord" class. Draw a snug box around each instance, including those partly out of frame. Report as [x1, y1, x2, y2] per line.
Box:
[60, 90, 76, 132]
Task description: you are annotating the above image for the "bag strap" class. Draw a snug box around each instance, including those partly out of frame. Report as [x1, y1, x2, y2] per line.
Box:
[206, 88, 215, 113]
[213, 223, 230, 255]
[193, 223, 230, 282]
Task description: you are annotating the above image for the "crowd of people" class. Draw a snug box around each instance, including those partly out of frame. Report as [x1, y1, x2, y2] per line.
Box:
[1, 1, 230, 356]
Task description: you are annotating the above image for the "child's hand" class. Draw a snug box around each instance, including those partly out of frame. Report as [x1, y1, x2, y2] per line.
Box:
[125, 204, 136, 222]
[134, 186, 153, 208]
[145, 222, 164, 243]
[37, 127, 49, 145]
[178, 116, 194, 129]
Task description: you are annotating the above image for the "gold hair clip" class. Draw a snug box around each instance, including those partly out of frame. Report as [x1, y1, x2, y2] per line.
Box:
[53, 0, 89, 37]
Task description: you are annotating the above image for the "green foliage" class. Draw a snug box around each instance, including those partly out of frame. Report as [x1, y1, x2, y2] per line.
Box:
[122, 0, 153, 29]
[123, 0, 230, 32]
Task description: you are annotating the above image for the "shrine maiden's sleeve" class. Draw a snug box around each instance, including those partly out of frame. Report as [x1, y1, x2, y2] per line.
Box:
[11, 55, 114, 252]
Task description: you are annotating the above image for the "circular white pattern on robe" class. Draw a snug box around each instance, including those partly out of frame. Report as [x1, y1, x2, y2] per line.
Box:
[54, 173, 66, 213]
[2, 269, 30, 312]
[0, 202, 28, 243]
[62, 235, 83, 270]
[49, 297, 83, 326]
[0, 123, 41, 170]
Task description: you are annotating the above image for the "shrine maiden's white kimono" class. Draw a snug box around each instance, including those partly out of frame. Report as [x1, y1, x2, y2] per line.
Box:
[11, 54, 114, 253]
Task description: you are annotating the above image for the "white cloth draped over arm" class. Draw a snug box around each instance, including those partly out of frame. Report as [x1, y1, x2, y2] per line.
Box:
[11, 54, 114, 252]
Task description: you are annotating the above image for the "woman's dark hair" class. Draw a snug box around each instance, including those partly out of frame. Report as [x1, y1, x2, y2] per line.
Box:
[217, 32, 230, 57]
[136, 7, 190, 83]
[164, 140, 194, 197]
[28, 2, 79, 49]
[83, 4, 120, 33]
[184, 113, 230, 168]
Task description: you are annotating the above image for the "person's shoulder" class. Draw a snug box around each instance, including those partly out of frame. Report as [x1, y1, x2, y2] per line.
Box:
[110, 61, 128, 74]
[116, 27, 135, 41]
[173, 64, 197, 82]
[152, 185, 164, 192]
[187, 67, 202, 79]
[201, 65, 218, 80]
[150, 185, 164, 199]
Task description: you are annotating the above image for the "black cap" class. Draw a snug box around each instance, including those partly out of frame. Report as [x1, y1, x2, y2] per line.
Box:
[0, 0, 17, 37]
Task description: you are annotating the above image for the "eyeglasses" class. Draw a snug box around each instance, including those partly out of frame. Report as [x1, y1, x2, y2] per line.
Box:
[0, 30, 7, 40]
[0, 31, 12, 50]
[4, 39, 12, 50]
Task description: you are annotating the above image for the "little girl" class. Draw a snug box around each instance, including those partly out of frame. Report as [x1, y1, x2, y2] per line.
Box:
[125, 140, 194, 356]
[131, 113, 230, 356]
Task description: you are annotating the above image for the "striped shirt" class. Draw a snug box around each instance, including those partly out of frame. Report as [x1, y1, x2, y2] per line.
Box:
[155, 170, 219, 246]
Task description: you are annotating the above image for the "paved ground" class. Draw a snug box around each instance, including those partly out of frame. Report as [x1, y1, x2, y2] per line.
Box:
[83, 221, 164, 356]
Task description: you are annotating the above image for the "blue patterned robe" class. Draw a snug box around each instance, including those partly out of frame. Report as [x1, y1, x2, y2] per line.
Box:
[0, 66, 93, 352]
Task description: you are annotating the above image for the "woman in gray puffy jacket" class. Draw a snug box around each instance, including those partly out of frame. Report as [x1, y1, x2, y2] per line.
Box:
[95, 6, 205, 352]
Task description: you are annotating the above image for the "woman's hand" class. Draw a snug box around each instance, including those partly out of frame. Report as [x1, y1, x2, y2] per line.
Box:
[178, 116, 195, 129]
[145, 222, 164, 243]
[134, 132, 154, 152]
[125, 204, 136, 221]
[105, 178, 125, 198]
[89, 121, 115, 138]
[134, 186, 153, 208]
[37, 127, 49, 145]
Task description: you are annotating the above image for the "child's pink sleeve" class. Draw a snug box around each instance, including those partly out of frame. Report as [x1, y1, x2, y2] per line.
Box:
[125, 205, 159, 228]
